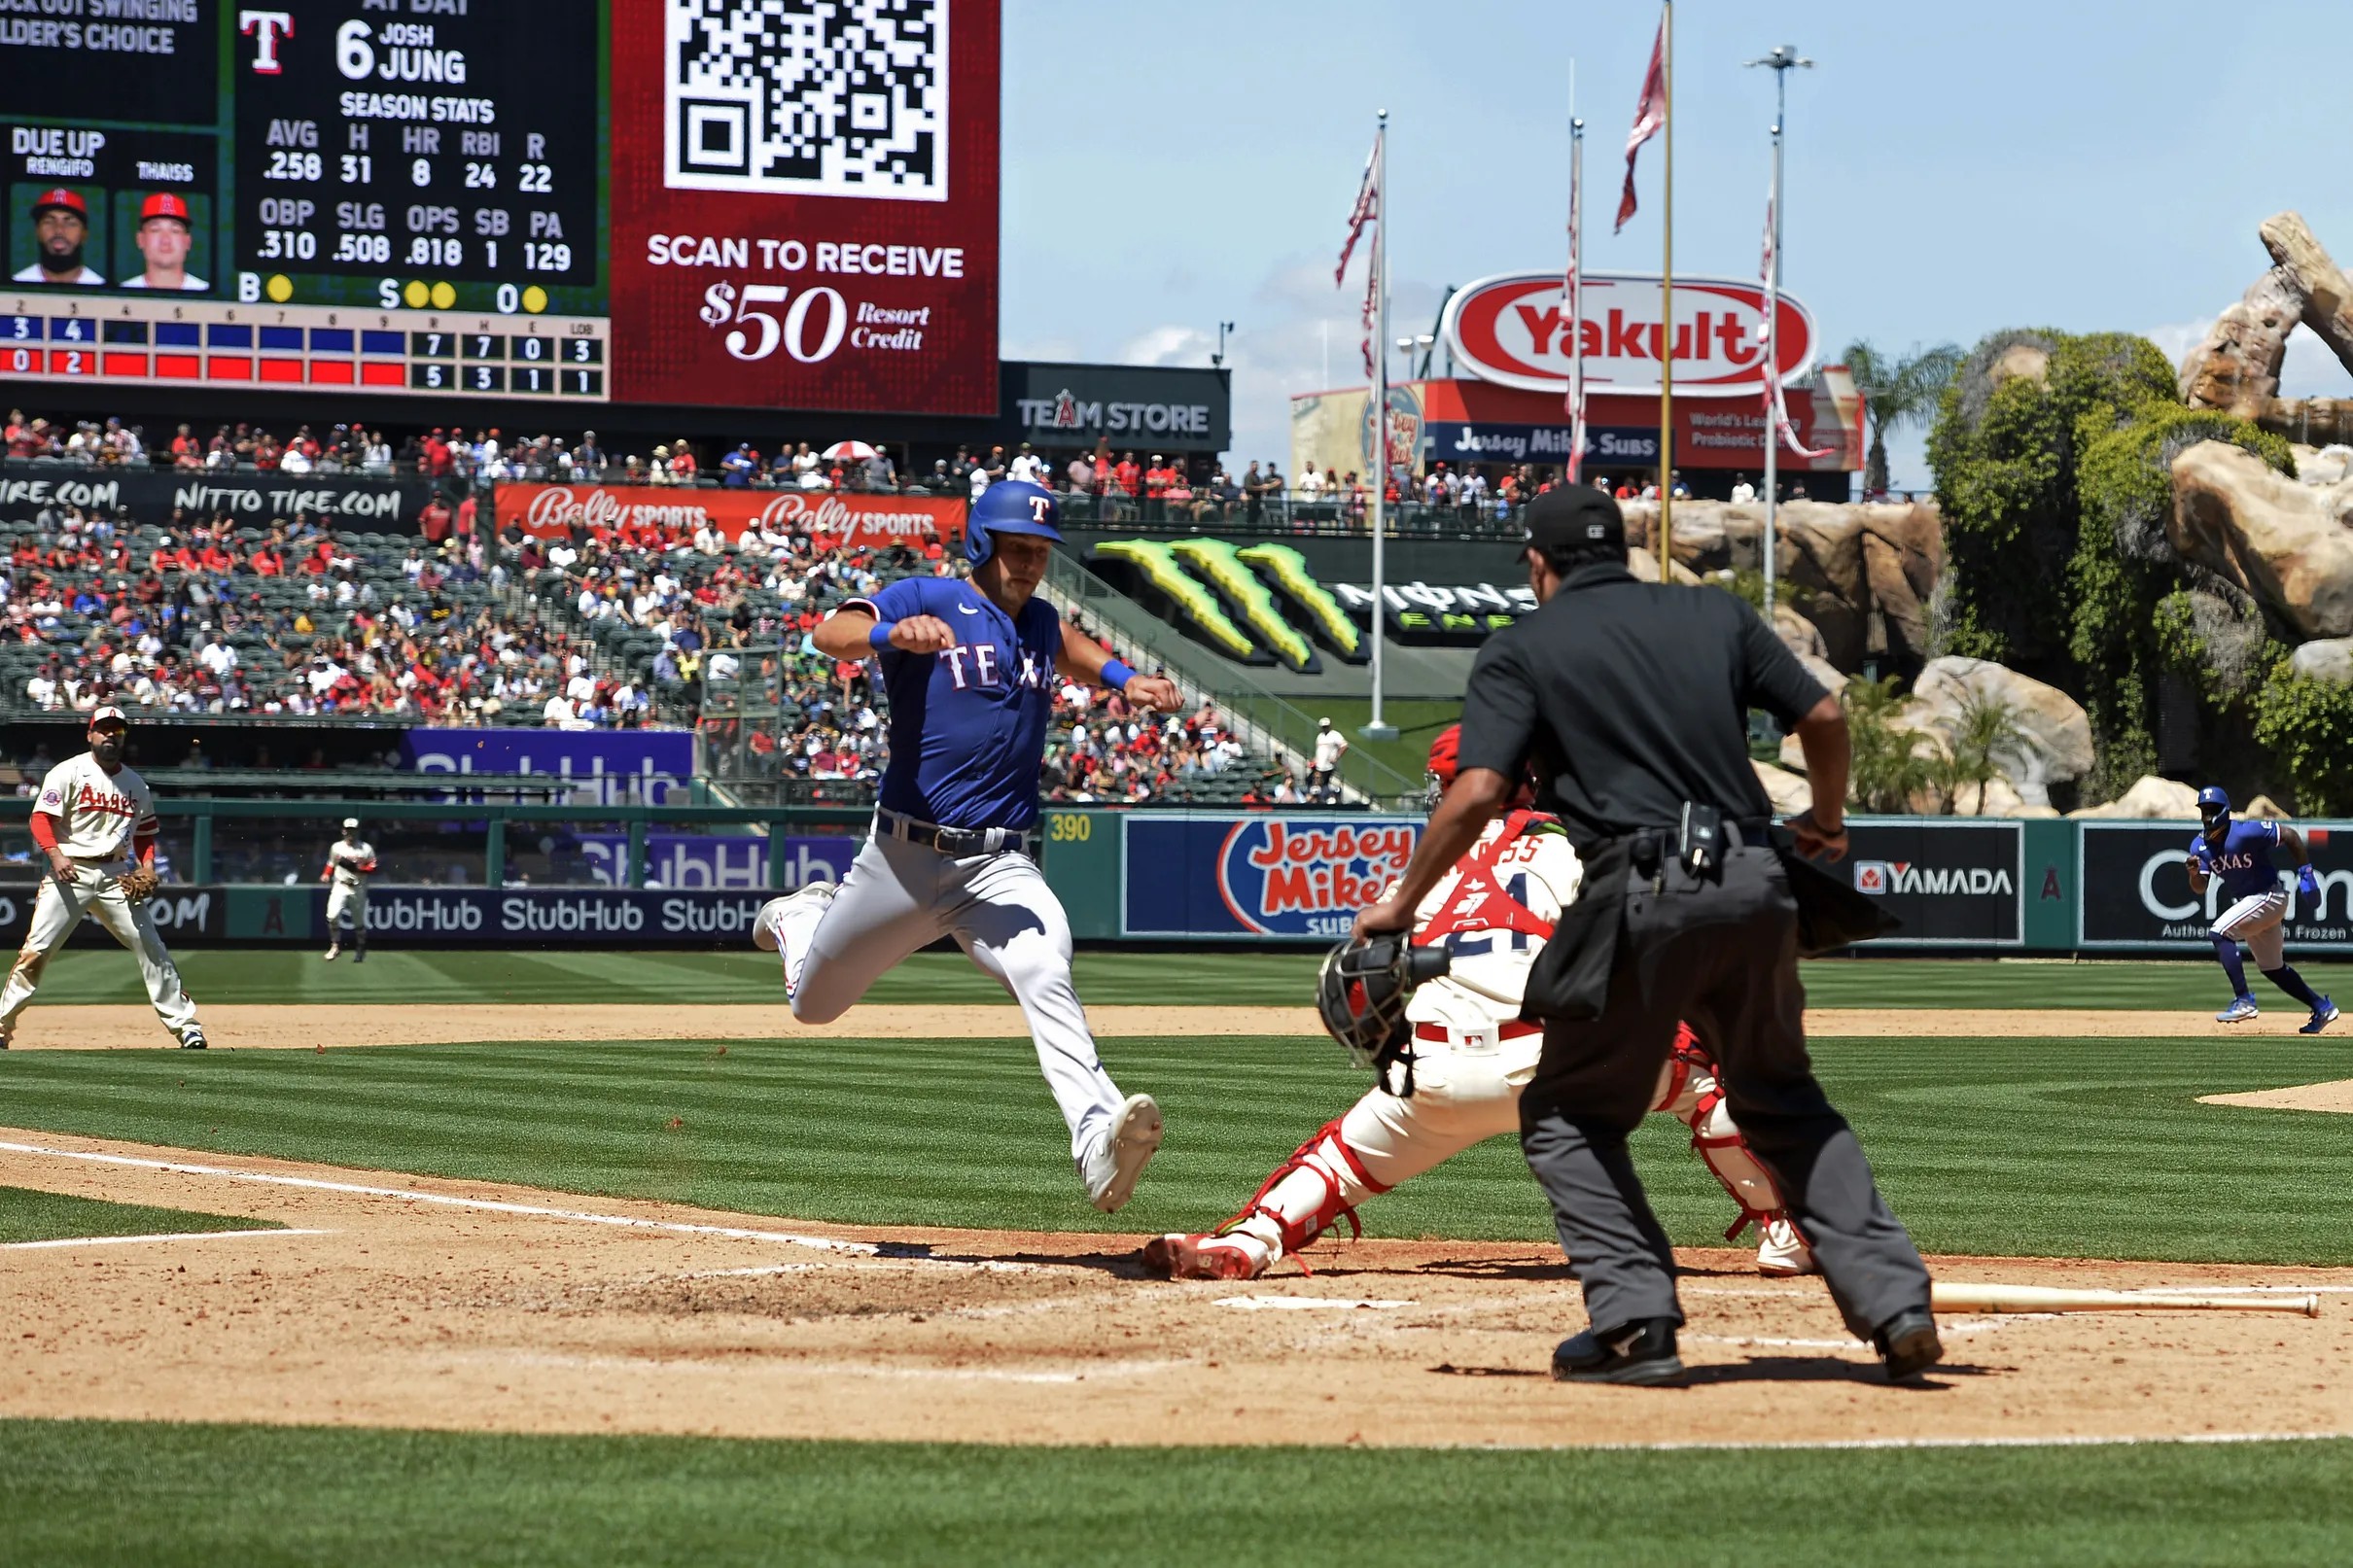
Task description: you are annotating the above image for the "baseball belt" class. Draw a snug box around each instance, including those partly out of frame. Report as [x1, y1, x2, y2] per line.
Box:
[875, 808, 1038, 858]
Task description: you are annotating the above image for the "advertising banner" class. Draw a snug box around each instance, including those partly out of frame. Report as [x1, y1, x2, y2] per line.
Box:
[2079, 821, 2353, 950]
[1122, 815, 1421, 942]
[1842, 820, 2023, 947]
[0, 468, 439, 527]
[609, 0, 1001, 414]
[571, 832, 857, 889]
[397, 728, 695, 807]
[1000, 361, 1232, 453]
[0, 882, 221, 946]
[1438, 271, 1815, 398]
[223, 884, 774, 948]
[497, 482, 964, 550]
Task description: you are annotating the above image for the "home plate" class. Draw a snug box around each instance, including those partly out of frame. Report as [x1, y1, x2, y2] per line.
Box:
[1218, 1295, 1416, 1310]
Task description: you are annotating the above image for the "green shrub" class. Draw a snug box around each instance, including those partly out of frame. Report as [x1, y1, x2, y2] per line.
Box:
[2253, 667, 2353, 815]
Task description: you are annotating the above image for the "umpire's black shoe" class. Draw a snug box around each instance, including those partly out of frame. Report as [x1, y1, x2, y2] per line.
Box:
[1875, 1307, 1944, 1382]
[1552, 1317, 1684, 1386]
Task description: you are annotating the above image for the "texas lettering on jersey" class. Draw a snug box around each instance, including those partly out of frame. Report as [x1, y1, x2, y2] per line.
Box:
[2195, 819, 2285, 901]
[939, 644, 1055, 693]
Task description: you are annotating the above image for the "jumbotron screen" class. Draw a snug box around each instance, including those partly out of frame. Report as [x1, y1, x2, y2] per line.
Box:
[0, 0, 1000, 414]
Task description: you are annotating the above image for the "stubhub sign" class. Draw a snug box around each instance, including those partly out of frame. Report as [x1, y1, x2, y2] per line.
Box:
[398, 730, 694, 807]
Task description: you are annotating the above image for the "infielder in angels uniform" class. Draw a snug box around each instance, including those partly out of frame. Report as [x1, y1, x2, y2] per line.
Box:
[321, 817, 376, 962]
[0, 706, 205, 1049]
[1144, 726, 1812, 1280]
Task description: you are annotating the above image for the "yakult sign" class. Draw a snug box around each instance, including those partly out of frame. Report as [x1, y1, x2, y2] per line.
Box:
[496, 484, 966, 550]
[1440, 271, 1816, 397]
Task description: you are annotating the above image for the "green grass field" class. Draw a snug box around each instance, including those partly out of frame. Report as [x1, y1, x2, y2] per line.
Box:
[17, 946, 2348, 1011]
[7, 1418, 2352, 1568]
[7, 950, 2351, 1564]
[0, 1185, 280, 1244]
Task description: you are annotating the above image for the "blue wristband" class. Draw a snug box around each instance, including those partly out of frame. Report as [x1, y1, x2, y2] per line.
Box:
[1101, 657, 1135, 690]
[867, 620, 896, 651]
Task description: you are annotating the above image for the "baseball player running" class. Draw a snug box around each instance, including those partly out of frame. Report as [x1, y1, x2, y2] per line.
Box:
[754, 480, 1181, 1211]
[0, 706, 204, 1049]
[322, 817, 376, 962]
[2190, 785, 2337, 1031]
[1143, 727, 1813, 1280]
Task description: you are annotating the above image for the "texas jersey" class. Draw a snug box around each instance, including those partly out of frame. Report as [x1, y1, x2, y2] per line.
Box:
[2196, 819, 2286, 901]
[845, 576, 1061, 832]
[34, 750, 156, 860]
[1405, 811, 1583, 1042]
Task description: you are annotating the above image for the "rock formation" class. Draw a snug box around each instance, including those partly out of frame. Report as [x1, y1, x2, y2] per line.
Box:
[2167, 440, 2353, 639]
[2068, 775, 2201, 819]
[1898, 655, 2093, 808]
[2176, 267, 2304, 416]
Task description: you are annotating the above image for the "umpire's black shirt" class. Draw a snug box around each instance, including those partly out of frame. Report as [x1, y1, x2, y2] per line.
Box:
[1455, 560, 1828, 842]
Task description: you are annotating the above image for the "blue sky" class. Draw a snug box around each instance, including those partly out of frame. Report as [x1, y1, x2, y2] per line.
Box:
[1001, 0, 2353, 488]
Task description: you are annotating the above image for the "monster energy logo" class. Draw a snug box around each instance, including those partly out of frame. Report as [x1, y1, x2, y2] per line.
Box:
[1088, 540, 1529, 669]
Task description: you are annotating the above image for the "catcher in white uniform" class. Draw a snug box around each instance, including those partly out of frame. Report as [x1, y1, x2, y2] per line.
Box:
[0, 706, 205, 1049]
[321, 818, 376, 962]
[1143, 726, 1812, 1281]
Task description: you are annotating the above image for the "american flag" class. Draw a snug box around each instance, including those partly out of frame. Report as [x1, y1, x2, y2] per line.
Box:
[1335, 136, 1379, 286]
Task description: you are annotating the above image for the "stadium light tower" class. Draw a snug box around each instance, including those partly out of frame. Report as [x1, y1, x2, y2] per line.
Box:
[1212, 321, 1235, 367]
[1745, 42, 1813, 622]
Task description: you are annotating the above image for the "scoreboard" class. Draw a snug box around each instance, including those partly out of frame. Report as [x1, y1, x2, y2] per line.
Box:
[1, 0, 1002, 417]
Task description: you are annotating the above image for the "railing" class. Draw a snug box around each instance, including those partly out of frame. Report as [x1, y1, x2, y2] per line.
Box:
[1042, 550, 1423, 808]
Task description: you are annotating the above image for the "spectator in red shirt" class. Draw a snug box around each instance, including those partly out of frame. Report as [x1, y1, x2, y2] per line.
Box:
[454, 491, 477, 539]
[418, 495, 453, 544]
[1112, 453, 1140, 498]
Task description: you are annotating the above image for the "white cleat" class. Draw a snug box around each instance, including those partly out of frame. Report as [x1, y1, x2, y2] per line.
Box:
[753, 880, 837, 955]
[1083, 1093, 1164, 1213]
[1755, 1214, 1818, 1277]
[323, 945, 339, 961]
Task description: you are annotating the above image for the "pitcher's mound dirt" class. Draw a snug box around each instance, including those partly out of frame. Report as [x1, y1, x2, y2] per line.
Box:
[3, 1130, 2346, 1449]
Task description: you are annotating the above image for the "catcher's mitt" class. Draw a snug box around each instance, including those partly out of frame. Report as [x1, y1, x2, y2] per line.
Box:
[115, 867, 161, 905]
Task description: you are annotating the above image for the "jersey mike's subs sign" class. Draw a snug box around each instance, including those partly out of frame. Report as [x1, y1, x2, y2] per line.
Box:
[495, 483, 965, 551]
[1122, 815, 1422, 941]
[1440, 271, 1816, 398]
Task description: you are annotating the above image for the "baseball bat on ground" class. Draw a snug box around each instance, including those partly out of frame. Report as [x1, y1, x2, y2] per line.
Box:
[1931, 1282, 2320, 1317]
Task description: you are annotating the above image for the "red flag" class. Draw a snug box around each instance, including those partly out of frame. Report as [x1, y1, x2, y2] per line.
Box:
[1616, 15, 1666, 233]
[1358, 265, 1380, 377]
[1758, 190, 1833, 460]
[1336, 136, 1380, 285]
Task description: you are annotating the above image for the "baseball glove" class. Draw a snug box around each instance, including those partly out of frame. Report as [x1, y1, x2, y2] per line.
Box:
[115, 867, 161, 905]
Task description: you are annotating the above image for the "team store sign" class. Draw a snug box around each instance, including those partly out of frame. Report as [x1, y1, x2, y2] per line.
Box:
[1440, 271, 1817, 397]
[495, 483, 965, 551]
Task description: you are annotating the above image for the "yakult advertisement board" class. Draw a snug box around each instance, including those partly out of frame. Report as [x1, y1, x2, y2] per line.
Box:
[1439, 271, 1816, 397]
[608, 0, 1001, 414]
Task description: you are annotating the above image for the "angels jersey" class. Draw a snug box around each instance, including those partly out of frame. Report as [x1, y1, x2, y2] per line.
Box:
[34, 751, 157, 861]
[325, 841, 377, 889]
[1405, 811, 1581, 1047]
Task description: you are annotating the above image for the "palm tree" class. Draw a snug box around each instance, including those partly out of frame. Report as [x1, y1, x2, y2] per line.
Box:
[1842, 339, 1964, 497]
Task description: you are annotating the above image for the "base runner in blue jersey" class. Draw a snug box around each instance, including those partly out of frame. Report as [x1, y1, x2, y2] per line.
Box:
[754, 481, 1186, 1210]
[2186, 785, 2337, 1032]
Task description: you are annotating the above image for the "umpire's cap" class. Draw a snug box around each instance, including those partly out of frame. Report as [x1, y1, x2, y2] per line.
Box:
[1522, 484, 1625, 554]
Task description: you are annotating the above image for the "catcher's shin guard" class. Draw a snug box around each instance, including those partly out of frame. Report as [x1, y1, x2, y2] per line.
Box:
[1655, 1028, 1791, 1243]
[1217, 1117, 1391, 1271]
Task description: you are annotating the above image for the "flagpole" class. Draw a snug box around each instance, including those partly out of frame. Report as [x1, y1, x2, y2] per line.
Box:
[1568, 115, 1584, 480]
[1365, 109, 1394, 744]
[1761, 93, 1780, 620]
[1657, 0, 1673, 582]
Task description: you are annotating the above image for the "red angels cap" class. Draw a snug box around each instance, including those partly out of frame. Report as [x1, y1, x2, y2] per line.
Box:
[89, 704, 129, 729]
[139, 192, 193, 225]
[31, 188, 87, 220]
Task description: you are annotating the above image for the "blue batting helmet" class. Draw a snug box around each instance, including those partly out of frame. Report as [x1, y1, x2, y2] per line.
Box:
[2197, 784, 2231, 832]
[966, 479, 1062, 568]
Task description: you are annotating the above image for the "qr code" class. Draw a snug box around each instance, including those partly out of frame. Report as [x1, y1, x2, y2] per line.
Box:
[666, 0, 948, 202]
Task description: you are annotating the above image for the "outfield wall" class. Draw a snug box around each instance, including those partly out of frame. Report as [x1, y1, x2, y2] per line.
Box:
[21, 805, 2341, 954]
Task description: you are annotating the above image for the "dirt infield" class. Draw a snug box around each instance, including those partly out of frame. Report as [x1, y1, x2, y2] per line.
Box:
[2, 1003, 2324, 1050]
[4, 1128, 2348, 1449]
[2202, 1080, 2353, 1114]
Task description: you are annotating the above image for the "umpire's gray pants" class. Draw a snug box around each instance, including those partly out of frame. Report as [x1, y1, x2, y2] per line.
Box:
[1520, 844, 1930, 1342]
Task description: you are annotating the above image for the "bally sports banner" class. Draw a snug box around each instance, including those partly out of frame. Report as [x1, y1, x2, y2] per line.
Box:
[1121, 814, 1422, 942]
[497, 483, 965, 551]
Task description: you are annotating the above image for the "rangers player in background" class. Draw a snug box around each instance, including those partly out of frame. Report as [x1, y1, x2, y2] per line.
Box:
[322, 817, 375, 962]
[755, 480, 1181, 1211]
[0, 707, 204, 1049]
[1143, 727, 1812, 1280]
[2190, 785, 2336, 1031]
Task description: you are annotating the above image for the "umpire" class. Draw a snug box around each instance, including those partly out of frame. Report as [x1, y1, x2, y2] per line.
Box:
[1353, 485, 1939, 1385]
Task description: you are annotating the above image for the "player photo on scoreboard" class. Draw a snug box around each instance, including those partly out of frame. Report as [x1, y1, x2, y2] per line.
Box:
[116, 191, 210, 293]
[10, 185, 106, 286]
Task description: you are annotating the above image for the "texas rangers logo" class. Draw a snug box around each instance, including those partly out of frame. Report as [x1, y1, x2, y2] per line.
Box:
[1215, 819, 1419, 937]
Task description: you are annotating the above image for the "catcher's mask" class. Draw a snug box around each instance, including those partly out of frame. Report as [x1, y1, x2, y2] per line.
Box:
[1317, 934, 1451, 1096]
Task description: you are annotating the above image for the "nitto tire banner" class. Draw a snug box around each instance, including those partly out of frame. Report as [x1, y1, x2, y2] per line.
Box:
[0, 470, 438, 528]
[2079, 820, 2353, 950]
[1840, 820, 2023, 947]
[609, 0, 1001, 414]
[0, 884, 222, 946]
[497, 482, 964, 550]
[1122, 814, 1421, 942]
